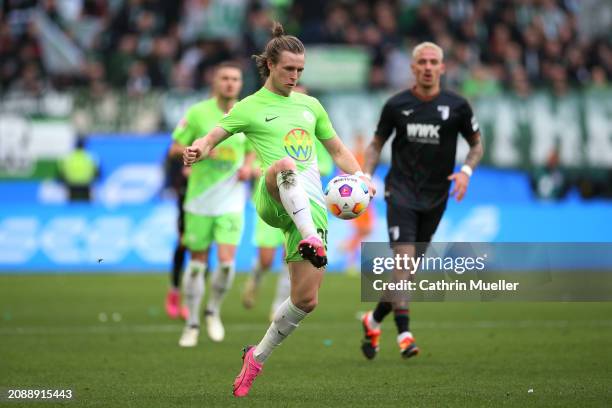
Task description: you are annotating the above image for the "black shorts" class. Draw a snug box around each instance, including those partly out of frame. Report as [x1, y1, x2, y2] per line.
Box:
[386, 199, 447, 244]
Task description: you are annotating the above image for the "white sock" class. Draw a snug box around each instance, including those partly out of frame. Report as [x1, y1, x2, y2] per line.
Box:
[183, 260, 205, 327]
[254, 298, 307, 363]
[271, 264, 291, 314]
[367, 311, 381, 330]
[397, 331, 414, 343]
[206, 261, 235, 315]
[276, 170, 317, 239]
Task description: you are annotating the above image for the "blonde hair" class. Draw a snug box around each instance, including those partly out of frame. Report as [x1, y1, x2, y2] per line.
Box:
[412, 42, 444, 60]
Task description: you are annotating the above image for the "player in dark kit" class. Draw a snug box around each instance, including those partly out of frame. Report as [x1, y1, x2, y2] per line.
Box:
[360, 42, 484, 359]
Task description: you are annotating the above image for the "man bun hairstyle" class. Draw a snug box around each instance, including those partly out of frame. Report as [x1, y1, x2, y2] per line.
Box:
[253, 22, 305, 79]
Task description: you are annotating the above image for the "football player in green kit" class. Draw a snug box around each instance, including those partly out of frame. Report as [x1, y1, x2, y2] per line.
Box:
[241, 85, 334, 321]
[170, 62, 255, 347]
[183, 23, 376, 397]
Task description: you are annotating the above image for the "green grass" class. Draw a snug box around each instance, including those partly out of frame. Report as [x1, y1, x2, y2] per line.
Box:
[1, 273, 611, 407]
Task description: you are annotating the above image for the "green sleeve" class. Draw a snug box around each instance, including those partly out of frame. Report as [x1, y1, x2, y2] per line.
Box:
[172, 107, 197, 146]
[312, 98, 336, 141]
[218, 100, 250, 135]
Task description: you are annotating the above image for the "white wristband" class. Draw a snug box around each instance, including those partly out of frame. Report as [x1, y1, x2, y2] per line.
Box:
[354, 171, 371, 181]
[460, 165, 473, 177]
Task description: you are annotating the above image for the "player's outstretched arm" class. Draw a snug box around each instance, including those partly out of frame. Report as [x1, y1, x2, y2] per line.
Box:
[448, 132, 483, 202]
[322, 136, 376, 197]
[183, 126, 230, 167]
[464, 132, 484, 170]
[363, 134, 385, 178]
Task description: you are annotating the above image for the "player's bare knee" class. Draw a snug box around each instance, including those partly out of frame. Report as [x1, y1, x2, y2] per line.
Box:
[260, 259, 273, 270]
[217, 247, 236, 264]
[275, 157, 296, 172]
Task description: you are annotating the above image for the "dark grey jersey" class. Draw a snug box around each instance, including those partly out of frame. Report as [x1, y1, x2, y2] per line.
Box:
[375, 88, 479, 210]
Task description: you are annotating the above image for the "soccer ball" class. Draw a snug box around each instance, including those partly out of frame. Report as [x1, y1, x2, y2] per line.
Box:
[324, 174, 370, 220]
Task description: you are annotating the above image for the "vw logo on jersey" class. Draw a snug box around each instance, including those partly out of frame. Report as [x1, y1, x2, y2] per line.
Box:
[303, 110, 315, 123]
[284, 128, 313, 162]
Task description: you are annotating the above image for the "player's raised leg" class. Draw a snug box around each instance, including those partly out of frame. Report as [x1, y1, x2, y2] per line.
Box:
[233, 260, 323, 397]
[265, 157, 326, 267]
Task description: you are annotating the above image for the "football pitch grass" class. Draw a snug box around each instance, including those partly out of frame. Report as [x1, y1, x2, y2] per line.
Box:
[1, 273, 611, 407]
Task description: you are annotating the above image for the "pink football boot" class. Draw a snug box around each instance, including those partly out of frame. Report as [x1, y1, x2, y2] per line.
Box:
[233, 346, 263, 397]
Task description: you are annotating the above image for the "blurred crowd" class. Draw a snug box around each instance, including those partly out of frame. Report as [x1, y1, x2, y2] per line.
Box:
[0, 0, 610, 97]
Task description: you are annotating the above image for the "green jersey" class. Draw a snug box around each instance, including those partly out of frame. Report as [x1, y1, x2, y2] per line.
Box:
[173, 97, 249, 215]
[219, 87, 336, 210]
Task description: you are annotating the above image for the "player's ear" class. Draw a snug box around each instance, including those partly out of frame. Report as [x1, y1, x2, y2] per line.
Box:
[440, 62, 446, 75]
[267, 59, 274, 73]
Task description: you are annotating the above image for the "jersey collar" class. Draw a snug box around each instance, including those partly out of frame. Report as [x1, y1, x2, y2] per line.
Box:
[410, 86, 440, 102]
[258, 86, 293, 100]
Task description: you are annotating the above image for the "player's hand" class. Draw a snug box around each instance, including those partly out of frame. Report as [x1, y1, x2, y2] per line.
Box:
[237, 164, 251, 181]
[183, 145, 203, 166]
[448, 172, 469, 202]
[360, 176, 376, 198]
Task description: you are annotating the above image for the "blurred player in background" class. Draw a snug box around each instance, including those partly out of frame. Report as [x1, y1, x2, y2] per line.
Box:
[241, 85, 333, 321]
[183, 23, 375, 397]
[361, 42, 483, 360]
[169, 62, 256, 347]
[164, 150, 189, 320]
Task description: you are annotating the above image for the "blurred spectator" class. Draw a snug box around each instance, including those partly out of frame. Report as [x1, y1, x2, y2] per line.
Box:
[126, 60, 152, 96]
[58, 137, 99, 202]
[510, 66, 532, 98]
[8, 62, 46, 96]
[590, 66, 609, 90]
[530, 147, 569, 201]
[107, 34, 138, 86]
[0, 0, 609, 94]
[461, 64, 501, 99]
